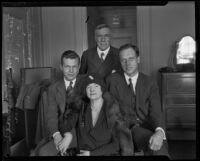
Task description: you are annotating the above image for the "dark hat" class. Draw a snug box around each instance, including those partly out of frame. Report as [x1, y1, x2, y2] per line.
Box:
[84, 73, 106, 90]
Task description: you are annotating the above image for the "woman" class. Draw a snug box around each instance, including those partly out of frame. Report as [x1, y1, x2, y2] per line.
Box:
[58, 74, 134, 156]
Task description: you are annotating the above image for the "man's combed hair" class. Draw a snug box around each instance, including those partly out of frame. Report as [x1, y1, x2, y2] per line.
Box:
[119, 43, 139, 57]
[61, 50, 80, 65]
[95, 24, 110, 31]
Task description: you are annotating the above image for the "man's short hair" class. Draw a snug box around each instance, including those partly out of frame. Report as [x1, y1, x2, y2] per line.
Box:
[119, 43, 139, 57]
[61, 50, 80, 65]
[95, 24, 110, 31]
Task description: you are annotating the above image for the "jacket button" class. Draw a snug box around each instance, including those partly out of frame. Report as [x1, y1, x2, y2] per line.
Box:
[136, 118, 140, 121]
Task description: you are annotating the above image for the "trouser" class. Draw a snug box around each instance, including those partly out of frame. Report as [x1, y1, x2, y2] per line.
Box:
[131, 126, 170, 157]
[118, 127, 134, 156]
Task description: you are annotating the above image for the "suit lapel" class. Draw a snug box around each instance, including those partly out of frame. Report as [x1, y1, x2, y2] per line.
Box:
[90, 49, 102, 68]
[74, 75, 81, 89]
[102, 47, 114, 67]
[89, 106, 104, 140]
[135, 73, 144, 110]
[119, 72, 131, 93]
[93, 105, 104, 129]
[119, 72, 140, 114]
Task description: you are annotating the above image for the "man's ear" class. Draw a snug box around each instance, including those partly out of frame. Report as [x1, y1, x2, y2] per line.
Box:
[137, 57, 140, 64]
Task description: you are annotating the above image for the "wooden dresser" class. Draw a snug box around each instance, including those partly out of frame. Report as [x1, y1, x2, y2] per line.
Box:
[160, 72, 196, 140]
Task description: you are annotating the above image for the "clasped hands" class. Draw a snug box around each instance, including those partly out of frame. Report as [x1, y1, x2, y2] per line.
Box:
[54, 132, 90, 156]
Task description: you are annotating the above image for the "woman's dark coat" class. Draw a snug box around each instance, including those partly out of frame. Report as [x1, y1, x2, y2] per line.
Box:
[60, 92, 134, 156]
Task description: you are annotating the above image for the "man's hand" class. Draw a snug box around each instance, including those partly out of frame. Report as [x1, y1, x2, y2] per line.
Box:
[77, 150, 90, 156]
[53, 133, 63, 151]
[58, 132, 73, 156]
[149, 130, 164, 151]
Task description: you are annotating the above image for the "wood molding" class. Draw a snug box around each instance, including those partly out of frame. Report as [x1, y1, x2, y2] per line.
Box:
[136, 6, 152, 75]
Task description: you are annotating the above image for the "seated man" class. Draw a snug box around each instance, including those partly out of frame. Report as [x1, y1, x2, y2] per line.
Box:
[33, 50, 86, 156]
[106, 44, 170, 157]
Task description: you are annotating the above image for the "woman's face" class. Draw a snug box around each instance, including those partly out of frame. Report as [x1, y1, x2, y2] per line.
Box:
[86, 83, 103, 100]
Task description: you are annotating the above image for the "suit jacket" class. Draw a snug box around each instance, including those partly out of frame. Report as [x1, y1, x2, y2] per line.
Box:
[60, 92, 134, 156]
[106, 72, 165, 131]
[46, 75, 86, 136]
[79, 46, 121, 81]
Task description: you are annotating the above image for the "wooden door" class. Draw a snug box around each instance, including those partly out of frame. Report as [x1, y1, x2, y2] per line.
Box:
[86, 7, 101, 49]
[86, 6, 137, 49]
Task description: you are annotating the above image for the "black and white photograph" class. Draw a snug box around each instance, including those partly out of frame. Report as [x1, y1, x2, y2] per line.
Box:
[2, 1, 197, 160]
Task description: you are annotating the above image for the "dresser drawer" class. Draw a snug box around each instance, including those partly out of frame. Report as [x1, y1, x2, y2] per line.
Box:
[166, 107, 196, 126]
[161, 72, 196, 140]
[166, 77, 195, 93]
[165, 94, 195, 105]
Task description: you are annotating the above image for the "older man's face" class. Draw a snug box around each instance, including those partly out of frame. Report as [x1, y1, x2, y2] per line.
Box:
[95, 27, 111, 51]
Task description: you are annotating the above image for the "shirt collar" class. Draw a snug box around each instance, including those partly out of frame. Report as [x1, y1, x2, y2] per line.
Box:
[97, 46, 110, 58]
[64, 78, 76, 90]
[124, 72, 139, 86]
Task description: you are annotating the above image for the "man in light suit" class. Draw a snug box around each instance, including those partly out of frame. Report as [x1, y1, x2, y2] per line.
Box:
[34, 50, 86, 156]
[106, 44, 170, 157]
[79, 24, 121, 81]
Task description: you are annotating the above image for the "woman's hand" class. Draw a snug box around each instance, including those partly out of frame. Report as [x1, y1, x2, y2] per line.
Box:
[77, 150, 90, 156]
[58, 132, 73, 156]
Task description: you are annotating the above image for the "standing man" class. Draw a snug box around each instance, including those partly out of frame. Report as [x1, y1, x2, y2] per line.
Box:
[106, 44, 169, 157]
[34, 50, 86, 156]
[79, 24, 121, 81]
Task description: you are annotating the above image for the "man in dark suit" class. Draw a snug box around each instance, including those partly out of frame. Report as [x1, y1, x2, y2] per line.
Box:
[79, 24, 121, 81]
[106, 44, 169, 157]
[33, 50, 86, 156]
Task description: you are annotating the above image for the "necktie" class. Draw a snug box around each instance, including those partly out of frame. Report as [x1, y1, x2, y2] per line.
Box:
[66, 81, 73, 95]
[64, 81, 73, 117]
[128, 78, 135, 96]
[100, 53, 104, 62]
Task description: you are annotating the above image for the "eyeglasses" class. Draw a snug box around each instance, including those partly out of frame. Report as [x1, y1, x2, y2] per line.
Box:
[120, 57, 137, 64]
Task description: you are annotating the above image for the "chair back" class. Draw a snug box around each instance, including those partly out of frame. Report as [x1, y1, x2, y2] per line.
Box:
[20, 67, 56, 149]
[21, 67, 56, 85]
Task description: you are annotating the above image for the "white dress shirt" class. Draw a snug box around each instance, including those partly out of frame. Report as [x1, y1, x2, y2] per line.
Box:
[124, 72, 139, 93]
[97, 46, 110, 61]
[64, 78, 76, 90]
